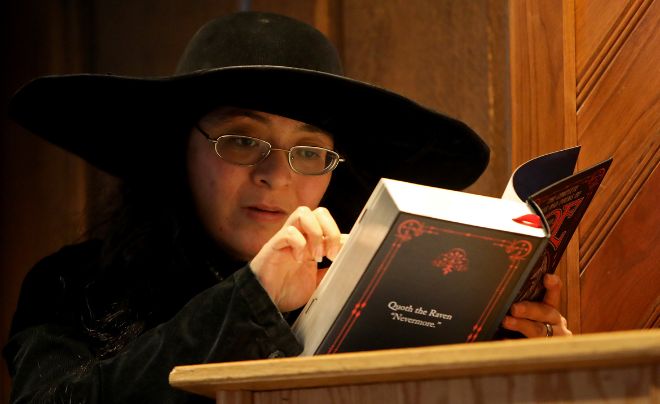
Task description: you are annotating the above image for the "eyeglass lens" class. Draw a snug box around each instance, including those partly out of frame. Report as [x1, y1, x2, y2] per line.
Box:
[215, 135, 338, 175]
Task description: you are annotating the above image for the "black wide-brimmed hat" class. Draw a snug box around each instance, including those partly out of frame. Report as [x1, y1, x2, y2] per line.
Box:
[9, 11, 488, 191]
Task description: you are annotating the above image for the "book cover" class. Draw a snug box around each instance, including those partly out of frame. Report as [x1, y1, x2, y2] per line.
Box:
[318, 213, 547, 354]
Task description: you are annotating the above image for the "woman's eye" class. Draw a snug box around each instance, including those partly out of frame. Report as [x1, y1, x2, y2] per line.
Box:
[230, 136, 259, 148]
[297, 148, 322, 159]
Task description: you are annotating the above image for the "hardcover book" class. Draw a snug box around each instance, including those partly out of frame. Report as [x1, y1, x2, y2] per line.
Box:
[292, 146, 612, 355]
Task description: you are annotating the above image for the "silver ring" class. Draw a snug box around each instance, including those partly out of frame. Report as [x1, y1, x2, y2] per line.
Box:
[544, 322, 554, 337]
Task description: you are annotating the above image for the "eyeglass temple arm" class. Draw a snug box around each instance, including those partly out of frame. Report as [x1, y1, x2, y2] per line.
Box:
[195, 124, 218, 143]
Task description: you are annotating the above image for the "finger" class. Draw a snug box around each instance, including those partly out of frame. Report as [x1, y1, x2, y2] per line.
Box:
[284, 205, 310, 226]
[313, 207, 341, 260]
[543, 273, 562, 309]
[501, 316, 552, 338]
[296, 208, 326, 262]
[510, 301, 563, 325]
[502, 315, 573, 337]
[286, 207, 324, 262]
[328, 233, 350, 261]
[270, 225, 308, 262]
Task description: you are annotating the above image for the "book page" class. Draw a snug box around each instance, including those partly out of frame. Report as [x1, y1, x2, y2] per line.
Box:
[502, 146, 581, 202]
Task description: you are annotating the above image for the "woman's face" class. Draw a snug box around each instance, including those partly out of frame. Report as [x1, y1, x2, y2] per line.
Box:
[186, 107, 334, 260]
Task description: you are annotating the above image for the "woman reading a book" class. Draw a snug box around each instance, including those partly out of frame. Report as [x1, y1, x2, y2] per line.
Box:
[4, 11, 571, 403]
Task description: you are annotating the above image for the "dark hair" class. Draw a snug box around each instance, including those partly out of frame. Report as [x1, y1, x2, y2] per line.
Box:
[80, 126, 224, 358]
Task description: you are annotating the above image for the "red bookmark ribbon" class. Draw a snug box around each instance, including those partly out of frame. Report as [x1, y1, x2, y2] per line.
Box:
[513, 214, 543, 228]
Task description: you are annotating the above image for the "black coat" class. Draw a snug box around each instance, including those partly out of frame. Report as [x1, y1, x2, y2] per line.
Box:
[3, 240, 302, 403]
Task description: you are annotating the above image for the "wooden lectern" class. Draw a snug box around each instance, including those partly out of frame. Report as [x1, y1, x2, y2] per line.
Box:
[170, 329, 659, 403]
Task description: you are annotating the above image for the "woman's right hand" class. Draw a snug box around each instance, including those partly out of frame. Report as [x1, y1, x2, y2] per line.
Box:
[250, 206, 343, 312]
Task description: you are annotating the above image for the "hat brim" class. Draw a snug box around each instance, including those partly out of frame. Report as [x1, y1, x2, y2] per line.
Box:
[9, 66, 489, 190]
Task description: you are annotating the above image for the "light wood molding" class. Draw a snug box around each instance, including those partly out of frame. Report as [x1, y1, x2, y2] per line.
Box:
[170, 329, 660, 399]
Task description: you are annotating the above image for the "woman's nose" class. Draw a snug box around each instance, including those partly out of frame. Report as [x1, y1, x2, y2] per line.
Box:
[251, 149, 293, 188]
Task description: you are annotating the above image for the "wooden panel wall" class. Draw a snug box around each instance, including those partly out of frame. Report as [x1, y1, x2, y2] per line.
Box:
[0, 2, 509, 403]
[510, 0, 659, 334]
[576, 0, 660, 332]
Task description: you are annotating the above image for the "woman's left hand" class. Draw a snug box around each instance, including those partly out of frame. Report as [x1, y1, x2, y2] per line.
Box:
[501, 273, 573, 337]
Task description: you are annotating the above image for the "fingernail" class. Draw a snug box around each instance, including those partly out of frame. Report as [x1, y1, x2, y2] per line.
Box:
[502, 316, 515, 327]
[512, 303, 524, 316]
[327, 245, 339, 261]
[314, 246, 323, 263]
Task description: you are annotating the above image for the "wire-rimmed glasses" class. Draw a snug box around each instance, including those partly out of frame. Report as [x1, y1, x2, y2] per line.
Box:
[196, 125, 344, 175]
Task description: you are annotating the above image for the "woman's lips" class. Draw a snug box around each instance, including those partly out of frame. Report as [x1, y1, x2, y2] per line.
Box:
[243, 205, 287, 222]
